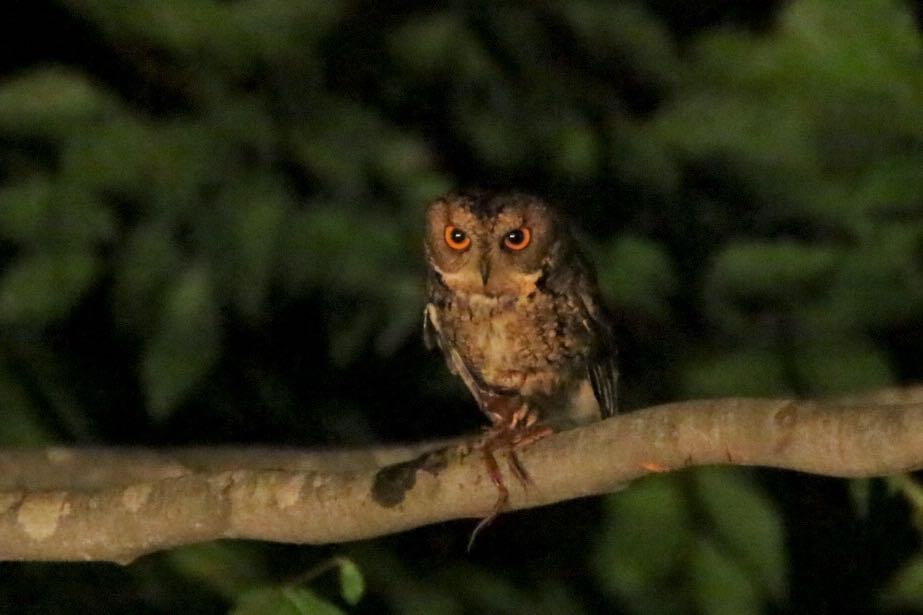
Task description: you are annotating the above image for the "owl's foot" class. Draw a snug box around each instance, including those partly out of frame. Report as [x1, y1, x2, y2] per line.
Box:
[467, 448, 508, 551]
[467, 400, 555, 550]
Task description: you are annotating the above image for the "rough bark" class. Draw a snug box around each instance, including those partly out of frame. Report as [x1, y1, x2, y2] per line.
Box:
[1, 388, 921, 562]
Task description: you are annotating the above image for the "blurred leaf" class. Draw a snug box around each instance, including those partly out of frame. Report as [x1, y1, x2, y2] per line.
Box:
[113, 222, 184, 337]
[690, 537, 761, 615]
[141, 264, 221, 419]
[328, 310, 376, 367]
[0, 177, 52, 243]
[848, 156, 923, 217]
[71, 0, 227, 57]
[388, 10, 489, 80]
[593, 475, 693, 615]
[440, 564, 527, 613]
[371, 135, 437, 186]
[61, 119, 221, 207]
[777, 0, 923, 114]
[336, 558, 365, 606]
[374, 275, 424, 356]
[228, 0, 345, 56]
[0, 66, 112, 138]
[550, 116, 600, 178]
[353, 548, 464, 615]
[829, 224, 923, 328]
[706, 241, 838, 304]
[792, 339, 893, 395]
[883, 553, 923, 609]
[562, 1, 679, 86]
[695, 468, 787, 601]
[0, 178, 115, 248]
[167, 543, 267, 601]
[282, 206, 405, 293]
[0, 356, 53, 445]
[290, 100, 392, 191]
[848, 478, 873, 518]
[231, 587, 345, 615]
[46, 192, 117, 249]
[608, 119, 681, 195]
[653, 94, 818, 179]
[205, 182, 291, 318]
[9, 342, 94, 441]
[0, 252, 98, 327]
[885, 475, 923, 535]
[683, 349, 789, 398]
[598, 235, 675, 318]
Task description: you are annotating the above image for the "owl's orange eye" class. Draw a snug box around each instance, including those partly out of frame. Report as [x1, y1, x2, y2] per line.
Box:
[444, 225, 471, 251]
[503, 227, 531, 251]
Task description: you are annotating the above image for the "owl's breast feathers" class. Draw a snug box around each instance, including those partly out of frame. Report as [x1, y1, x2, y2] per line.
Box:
[441, 292, 589, 391]
[425, 283, 613, 427]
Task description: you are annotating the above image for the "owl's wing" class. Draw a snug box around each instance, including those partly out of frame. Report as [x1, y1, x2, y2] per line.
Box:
[423, 303, 492, 409]
[546, 242, 620, 419]
[580, 290, 619, 418]
[422, 304, 438, 351]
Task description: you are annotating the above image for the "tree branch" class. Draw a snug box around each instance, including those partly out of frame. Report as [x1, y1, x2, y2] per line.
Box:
[1, 388, 922, 562]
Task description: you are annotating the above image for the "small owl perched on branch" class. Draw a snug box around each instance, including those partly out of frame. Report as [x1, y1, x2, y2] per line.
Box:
[423, 192, 618, 537]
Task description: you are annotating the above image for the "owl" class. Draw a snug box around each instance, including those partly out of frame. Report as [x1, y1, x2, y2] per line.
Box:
[423, 191, 618, 445]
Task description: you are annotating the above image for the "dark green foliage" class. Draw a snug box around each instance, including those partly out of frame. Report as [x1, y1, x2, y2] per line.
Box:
[1, 0, 922, 613]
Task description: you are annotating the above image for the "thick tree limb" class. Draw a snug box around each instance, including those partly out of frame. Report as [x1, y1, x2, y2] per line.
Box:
[1, 389, 922, 562]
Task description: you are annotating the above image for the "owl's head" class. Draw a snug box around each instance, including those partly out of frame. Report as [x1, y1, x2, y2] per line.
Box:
[425, 191, 566, 297]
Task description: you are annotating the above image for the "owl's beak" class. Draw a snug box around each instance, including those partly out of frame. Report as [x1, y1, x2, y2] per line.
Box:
[479, 260, 491, 286]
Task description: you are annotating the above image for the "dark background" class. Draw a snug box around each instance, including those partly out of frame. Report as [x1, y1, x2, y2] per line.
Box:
[1, 0, 923, 613]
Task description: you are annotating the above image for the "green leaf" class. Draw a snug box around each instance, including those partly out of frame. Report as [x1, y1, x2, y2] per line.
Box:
[695, 468, 787, 601]
[0, 177, 52, 243]
[0, 252, 98, 327]
[0, 357, 53, 445]
[141, 264, 221, 419]
[550, 116, 600, 178]
[0, 66, 112, 138]
[167, 543, 267, 601]
[690, 537, 761, 615]
[205, 180, 291, 318]
[387, 11, 474, 77]
[231, 587, 346, 615]
[593, 475, 693, 614]
[112, 222, 184, 337]
[597, 235, 676, 319]
[336, 558, 365, 606]
[60, 119, 220, 207]
[706, 241, 839, 305]
[883, 554, 923, 608]
[792, 339, 893, 395]
[848, 478, 872, 518]
[0, 178, 115, 249]
[289, 100, 391, 189]
[562, 1, 679, 86]
[282, 206, 404, 293]
[829, 224, 923, 328]
[682, 349, 789, 398]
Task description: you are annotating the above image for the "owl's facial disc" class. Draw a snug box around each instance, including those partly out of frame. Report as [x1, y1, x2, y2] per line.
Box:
[426, 193, 556, 298]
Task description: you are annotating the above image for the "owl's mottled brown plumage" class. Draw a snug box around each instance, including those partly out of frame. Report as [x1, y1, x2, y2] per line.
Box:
[423, 191, 618, 432]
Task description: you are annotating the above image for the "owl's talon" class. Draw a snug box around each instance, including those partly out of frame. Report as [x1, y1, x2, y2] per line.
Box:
[468, 449, 509, 551]
[467, 415, 555, 549]
[506, 450, 531, 486]
[509, 404, 529, 429]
